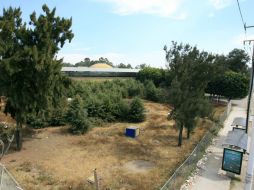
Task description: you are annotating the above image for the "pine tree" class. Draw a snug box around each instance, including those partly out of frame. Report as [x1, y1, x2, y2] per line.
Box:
[165, 42, 213, 146]
[66, 95, 90, 134]
[0, 5, 74, 150]
[128, 97, 145, 122]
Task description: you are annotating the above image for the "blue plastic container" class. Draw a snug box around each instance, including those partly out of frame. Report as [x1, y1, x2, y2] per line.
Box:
[125, 126, 140, 138]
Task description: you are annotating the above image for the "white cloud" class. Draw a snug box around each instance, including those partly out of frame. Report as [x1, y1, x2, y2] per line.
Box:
[97, 0, 186, 18]
[209, 0, 234, 10]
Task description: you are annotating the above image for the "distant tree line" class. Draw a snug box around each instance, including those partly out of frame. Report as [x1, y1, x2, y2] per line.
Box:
[62, 57, 133, 69]
[136, 48, 250, 101]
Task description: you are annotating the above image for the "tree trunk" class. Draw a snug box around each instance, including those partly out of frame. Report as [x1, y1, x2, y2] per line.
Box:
[178, 124, 183, 146]
[187, 127, 191, 139]
[15, 128, 22, 151]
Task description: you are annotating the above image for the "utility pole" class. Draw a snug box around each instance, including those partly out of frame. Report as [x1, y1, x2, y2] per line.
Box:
[245, 39, 254, 134]
[245, 39, 254, 190]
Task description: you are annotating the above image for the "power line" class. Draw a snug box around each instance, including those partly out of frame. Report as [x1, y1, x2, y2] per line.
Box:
[236, 0, 246, 32]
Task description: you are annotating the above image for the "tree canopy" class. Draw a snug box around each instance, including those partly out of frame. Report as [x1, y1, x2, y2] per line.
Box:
[165, 42, 213, 146]
[226, 48, 249, 74]
[206, 49, 250, 98]
[0, 4, 73, 150]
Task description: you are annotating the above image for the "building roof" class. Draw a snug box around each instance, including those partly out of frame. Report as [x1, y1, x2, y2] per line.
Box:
[61, 67, 140, 73]
[90, 63, 113, 68]
[223, 130, 248, 150]
[231, 117, 246, 127]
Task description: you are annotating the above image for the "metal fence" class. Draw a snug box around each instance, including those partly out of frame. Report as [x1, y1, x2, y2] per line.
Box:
[0, 164, 22, 190]
[160, 101, 232, 190]
[219, 101, 231, 123]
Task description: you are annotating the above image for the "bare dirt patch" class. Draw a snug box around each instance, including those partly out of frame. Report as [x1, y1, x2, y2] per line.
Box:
[0, 101, 218, 190]
[124, 160, 155, 173]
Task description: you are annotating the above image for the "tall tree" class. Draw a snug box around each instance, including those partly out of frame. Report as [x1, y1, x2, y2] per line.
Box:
[165, 42, 213, 146]
[226, 48, 249, 74]
[0, 5, 74, 150]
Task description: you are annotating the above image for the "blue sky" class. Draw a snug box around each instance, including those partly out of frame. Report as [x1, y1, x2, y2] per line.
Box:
[1, 0, 254, 68]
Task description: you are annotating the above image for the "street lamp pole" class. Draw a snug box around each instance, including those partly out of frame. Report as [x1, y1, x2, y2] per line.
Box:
[245, 41, 254, 190]
[245, 40, 254, 134]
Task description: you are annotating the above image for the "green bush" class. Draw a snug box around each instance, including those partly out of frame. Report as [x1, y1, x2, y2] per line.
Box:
[125, 79, 144, 97]
[115, 100, 130, 121]
[66, 95, 90, 134]
[48, 108, 67, 126]
[26, 100, 68, 128]
[136, 67, 165, 86]
[128, 97, 145, 122]
[144, 80, 159, 101]
[26, 112, 48, 129]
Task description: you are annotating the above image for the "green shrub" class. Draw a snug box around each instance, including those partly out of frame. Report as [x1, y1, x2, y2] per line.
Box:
[26, 112, 48, 129]
[125, 79, 144, 97]
[66, 95, 90, 134]
[115, 100, 130, 121]
[48, 108, 67, 126]
[26, 99, 68, 128]
[128, 97, 145, 122]
[136, 67, 165, 86]
[144, 80, 159, 101]
[89, 117, 104, 127]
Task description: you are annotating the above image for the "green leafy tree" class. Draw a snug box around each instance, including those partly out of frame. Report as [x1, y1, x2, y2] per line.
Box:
[135, 63, 149, 69]
[128, 97, 145, 122]
[165, 42, 213, 146]
[222, 71, 249, 100]
[66, 95, 90, 134]
[206, 71, 249, 100]
[0, 5, 74, 150]
[137, 67, 165, 86]
[226, 48, 249, 74]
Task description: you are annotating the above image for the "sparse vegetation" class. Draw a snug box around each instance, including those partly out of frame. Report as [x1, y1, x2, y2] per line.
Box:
[0, 2, 250, 190]
[66, 95, 90, 134]
[2, 101, 223, 190]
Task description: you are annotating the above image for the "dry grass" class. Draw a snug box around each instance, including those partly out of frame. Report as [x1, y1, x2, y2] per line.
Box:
[1, 101, 221, 190]
[212, 103, 227, 121]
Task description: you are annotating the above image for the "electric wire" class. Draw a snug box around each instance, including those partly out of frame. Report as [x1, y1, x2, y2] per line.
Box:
[236, 0, 246, 32]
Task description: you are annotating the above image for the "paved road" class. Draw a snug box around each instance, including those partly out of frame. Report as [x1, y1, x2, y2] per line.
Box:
[189, 99, 247, 190]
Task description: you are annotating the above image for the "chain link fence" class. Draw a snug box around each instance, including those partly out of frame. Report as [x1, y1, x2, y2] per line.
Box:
[0, 164, 22, 190]
[160, 101, 232, 190]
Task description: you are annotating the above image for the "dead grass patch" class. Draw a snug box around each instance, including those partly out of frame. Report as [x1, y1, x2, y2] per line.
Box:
[1, 101, 221, 190]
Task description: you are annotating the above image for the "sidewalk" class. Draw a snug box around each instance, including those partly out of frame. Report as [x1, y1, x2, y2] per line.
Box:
[188, 99, 247, 190]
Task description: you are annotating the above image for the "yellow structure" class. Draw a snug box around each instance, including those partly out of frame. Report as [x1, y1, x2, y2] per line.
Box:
[89, 63, 113, 68]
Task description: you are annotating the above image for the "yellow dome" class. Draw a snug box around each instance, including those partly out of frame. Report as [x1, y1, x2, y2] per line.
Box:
[90, 63, 113, 68]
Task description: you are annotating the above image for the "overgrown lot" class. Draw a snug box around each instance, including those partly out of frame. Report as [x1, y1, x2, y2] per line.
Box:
[1, 101, 224, 190]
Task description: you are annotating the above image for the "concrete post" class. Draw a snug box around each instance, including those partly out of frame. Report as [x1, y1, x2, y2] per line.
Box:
[245, 116, 254, 190]
[94, 168, 100, 190]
